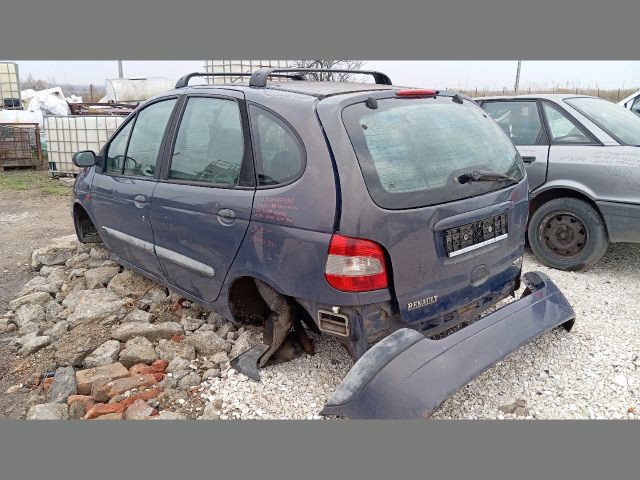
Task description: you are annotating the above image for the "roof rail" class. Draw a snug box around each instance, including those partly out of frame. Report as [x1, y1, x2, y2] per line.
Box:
[175, 71, 306, 89]
[249, 68, 393, 88]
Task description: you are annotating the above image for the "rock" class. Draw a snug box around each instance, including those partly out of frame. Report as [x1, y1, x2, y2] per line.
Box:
[27, 403, 69, 420]
[45, 301, 64, 322]
[216, 322, 234, 338]
[155, 339, 196, 362]
[44, 320, 70, 340]
[123, 309, 152, 323]
[181, 316, 205, 331]
[18, 276, 57, 296]
[75, 362, 129, 395]
[15, 331, 39, 345]
[67, 395, 95, 412]
[229, 331, 254, 359]
[18, 322, 42, 336]
[207, 312, 228, 329]
[69, 400, 87, 419]
[84, 402, 125, 419]
[56, 345, 93, 368]
[153, 411, 187, 420]
[84, 266, 121, 289]
[119, 336, 158, 368]
[209, 351, 230, 365]
[199, 402, 220, 420]
[167, 357, 191, 373]
[196, 324, 215, 333]
[50, 366, 77, 403]
[90, 246, 109, 260]
[124, 398, 157, 420]
[15, 304, 46, 326]
[9, 291, 52, 311]
[108, 374, 157, 397]
[183, 331, 230, 356]
[83, 340, 121, 368]
[178, 371, 202, 389]
[68, 268, 87, 278]
[202, 368, 221, 380]
[66, 289, 127, 327]
[171, 370, 189, 382]
[112, 322, 183, 343]
[19, 336, 51, 356]
[108, 270, 157, 297]
[31, 235, 78, 268]
[65, 252, 90, 268]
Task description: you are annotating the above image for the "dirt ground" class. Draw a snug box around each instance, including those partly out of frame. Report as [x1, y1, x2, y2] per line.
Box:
[0, 171, 74, 418]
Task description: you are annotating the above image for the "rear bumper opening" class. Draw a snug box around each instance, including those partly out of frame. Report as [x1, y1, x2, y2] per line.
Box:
[321, 271, 575, 419]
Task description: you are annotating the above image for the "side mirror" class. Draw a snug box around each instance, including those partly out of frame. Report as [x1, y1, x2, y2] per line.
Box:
[72, 150, 97, 168]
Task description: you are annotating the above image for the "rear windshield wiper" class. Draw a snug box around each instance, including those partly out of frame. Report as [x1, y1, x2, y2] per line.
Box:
[457, 170, 517, 184]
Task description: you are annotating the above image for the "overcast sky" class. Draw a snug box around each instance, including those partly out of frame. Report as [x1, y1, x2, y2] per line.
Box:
[6, 60, 640, 90]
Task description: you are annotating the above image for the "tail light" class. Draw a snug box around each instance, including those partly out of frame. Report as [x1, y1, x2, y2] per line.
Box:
[325, 234, 388, 292]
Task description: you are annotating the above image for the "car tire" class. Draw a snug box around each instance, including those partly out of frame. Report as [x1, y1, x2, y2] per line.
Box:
[528, 197, 608, 271]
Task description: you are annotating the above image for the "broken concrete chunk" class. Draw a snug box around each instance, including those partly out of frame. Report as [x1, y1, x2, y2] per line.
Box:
[119, 336, 159, 368]
[50, 366, 77, 403]
[84, 266, 121, 289]
[65, 289, 126, 327]
[9, 291, 52, 311]
[15, 304, 46, 326]
[183, 331, 231, 356]
[83, 340, 121, 369]
[108, 269, 158, 297]
[123, 309, 152, 323]
[27, 403, 69, 420]
[112, 322, 183, 343]
[19, 335, 51, 356]
[124, 399, 157, 420]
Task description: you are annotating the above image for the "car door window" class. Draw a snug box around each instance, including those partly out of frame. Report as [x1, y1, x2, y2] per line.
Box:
[483, 101, 545, 146]
[170, 97, 244, 186]
[631, 96, 640, 116]
[541, 102, 592, 144]
[249, 105, 304, 186]
[123, 99, 177, 177]
[105, 121, 133, 174]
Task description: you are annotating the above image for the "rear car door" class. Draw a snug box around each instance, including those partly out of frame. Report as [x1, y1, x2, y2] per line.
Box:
[150, 91, 255, 303]
[91, 97, 178, 279]
[481, 100, 549, 190]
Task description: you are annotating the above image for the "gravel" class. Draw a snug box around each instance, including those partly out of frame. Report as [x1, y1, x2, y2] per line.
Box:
[196, 244, 640, 420]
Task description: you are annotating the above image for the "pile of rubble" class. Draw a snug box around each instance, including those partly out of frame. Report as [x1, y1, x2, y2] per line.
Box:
[0, 235, 261, 420]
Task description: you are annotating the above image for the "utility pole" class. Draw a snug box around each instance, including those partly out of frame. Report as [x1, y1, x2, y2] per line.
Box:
[514, 60, 522, 93]
[117, 60, 124, 79]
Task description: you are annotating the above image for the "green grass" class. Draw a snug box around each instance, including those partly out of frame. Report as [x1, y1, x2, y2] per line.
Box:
[0, 170, 71, 196]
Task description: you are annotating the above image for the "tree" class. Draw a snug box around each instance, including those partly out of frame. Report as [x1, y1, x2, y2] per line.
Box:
[20, 73, 49, 91]
[290, 60, 366, 82]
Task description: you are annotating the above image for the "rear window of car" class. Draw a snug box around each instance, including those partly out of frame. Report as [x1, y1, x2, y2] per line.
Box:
[564, 97, 640, 146]
[342, 96, 524, 209]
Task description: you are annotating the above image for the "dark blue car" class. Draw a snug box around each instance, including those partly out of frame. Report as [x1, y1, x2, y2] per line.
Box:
[71, 68, 575, 418]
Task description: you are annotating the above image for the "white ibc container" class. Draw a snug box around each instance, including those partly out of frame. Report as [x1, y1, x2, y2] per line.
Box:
[204, 60, 291, 84]
[45, 115, 126, 176]
[105, 78, 174, 102]
[0, 62, 20, 106]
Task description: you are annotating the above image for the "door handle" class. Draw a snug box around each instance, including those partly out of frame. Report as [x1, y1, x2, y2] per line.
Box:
[522, 156, 536, 164]
[217, 208, 236, 225]
[133, 194, 147, 208]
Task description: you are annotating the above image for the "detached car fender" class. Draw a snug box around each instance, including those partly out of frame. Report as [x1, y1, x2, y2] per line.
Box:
[321, 271, 575, 419]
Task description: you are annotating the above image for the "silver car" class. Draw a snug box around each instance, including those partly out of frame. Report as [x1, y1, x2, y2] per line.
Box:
[477, 94, 640, 270]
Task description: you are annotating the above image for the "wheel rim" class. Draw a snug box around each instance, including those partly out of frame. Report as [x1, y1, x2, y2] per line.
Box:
[539, 210, 588, 257]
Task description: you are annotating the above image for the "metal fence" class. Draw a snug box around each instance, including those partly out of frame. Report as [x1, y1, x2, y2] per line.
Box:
[44, 115, 125, 176]
[0, 123, 43, 171]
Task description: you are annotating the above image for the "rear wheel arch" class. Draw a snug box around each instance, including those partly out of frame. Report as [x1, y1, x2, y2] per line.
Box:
[529, 187, 607, 232]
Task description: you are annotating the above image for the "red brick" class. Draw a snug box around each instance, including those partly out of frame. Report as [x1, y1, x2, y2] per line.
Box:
[151, 359, 168, 373]
[108, 374, 157, 397]
[67, 394, 95, 410]
[129, 364, 154, 376]
[76, 363, 129, 395]
[170, 334, 184, 343]
[95, 412, 123, 420]
[119, 386, 163, 410]
[124, 399, 156, 420]
[153, 372, 164, 382]
[43, 377, 53, 391]
[84, 402, 125, 419]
